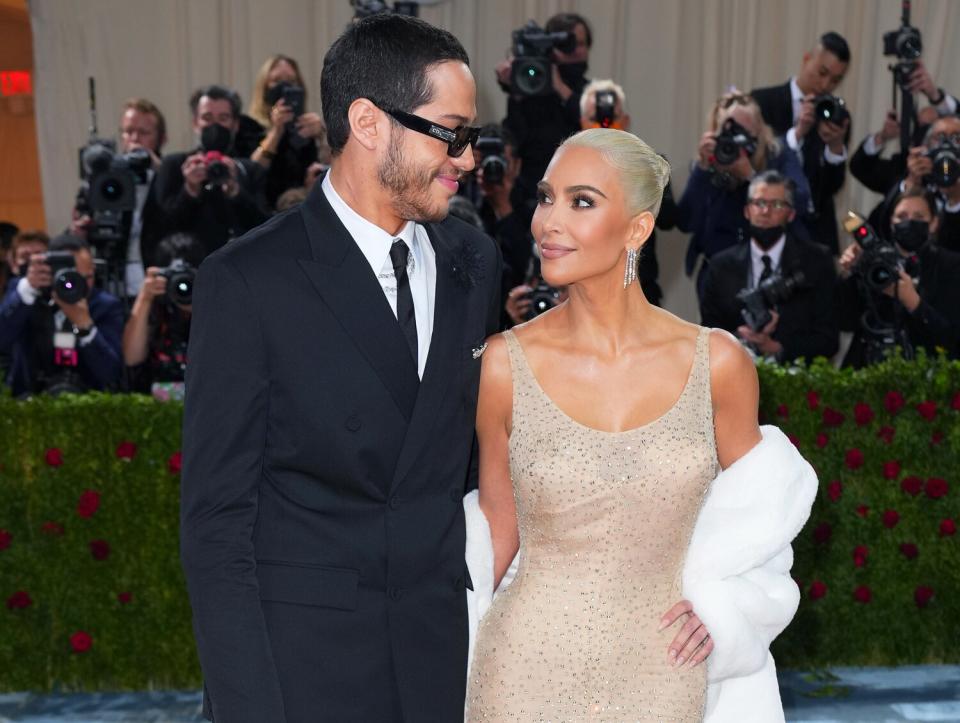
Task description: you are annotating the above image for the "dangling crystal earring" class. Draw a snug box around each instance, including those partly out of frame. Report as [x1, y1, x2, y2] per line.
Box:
[623, 247, 638, 288]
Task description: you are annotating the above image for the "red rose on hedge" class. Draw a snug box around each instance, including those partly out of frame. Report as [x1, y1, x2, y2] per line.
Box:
[807, 390, 820, 410]
[856, 505, 870, 518]
[853, 545, 869, 567]
[0, 529, 10, 550]
[952, 391, 960, 411]
[915, 586, 934, 608]
[854, 402, 875, 426]
[816, 433, 829, 449]
[882, 509, 900, 529]
[70, 631, 92, 653]
[853, 585, 872, 603]
[827, 480, 842, 502]
[168, 451, 182, 475]
[822, 407, 845, 427]
[89, 539, 110, 561]
[941, 519, 956, 536]
[901, 476, 923, 496]
[117, 591, 133, 605]
[776, 404, 789, 418]
[813, 523, 832, 544]
[884, 391, 905, 414]
[931, 431, 945, 446]
[76, 489, 100, 518]
[845, 449, 864, 470]
[41, 521, 65, 536]
[925, 477, 949, 499]
[809, 580, 827, 600]
[877, 426, 896, 444]
[916, 401, 937, 420]
[900, 542, 919, 559]
[115, 441, 137, 460]
[45, 448, 63, 467]
[882, 460, 901, 480]
[6, 591, 32, 609]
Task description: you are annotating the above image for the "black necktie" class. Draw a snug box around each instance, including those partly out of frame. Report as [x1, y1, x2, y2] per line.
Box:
[389, 239, 418, 366]
[759, 254, 773, 285]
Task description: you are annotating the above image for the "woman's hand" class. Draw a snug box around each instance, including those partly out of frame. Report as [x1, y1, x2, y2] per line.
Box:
[660, 599, 714, 668]
[269, 100, 294, 133]
[296, 112, 324, 140]
[697, 132, 717, 170]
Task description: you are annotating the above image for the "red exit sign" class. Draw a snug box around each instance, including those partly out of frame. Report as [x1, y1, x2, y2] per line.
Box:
[1, 71, 32, 96]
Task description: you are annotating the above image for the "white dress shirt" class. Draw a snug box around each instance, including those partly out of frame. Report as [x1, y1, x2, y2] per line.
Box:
[322, 173, 436, 379]
[750, 234, 786, 289]
[125, 169, 154, 297]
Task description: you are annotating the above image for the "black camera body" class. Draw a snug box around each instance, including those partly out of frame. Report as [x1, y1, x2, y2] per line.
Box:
[713, 118, 758, 166]
[883, 24, 922, 61]
[925, 140, 960, 188]
[737, 271, 806, 332]
[843, 212, 902, 293]
[157, 259, 196, 306]
[595, 90, 616, 127]
[43, 251, 88, 305]
[475, 135, 507, 185]
[77, 140, 149, 250]
[510, 21, 576, 97]
[813, 94, 850, 126]
[526, 281, 562, 320]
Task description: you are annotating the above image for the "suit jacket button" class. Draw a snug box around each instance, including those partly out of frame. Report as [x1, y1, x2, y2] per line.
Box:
[449, 487, 462, 502]
[388, 587, 403, 601]
[389, 496, 400, 510]
[345, 415, 361, 432]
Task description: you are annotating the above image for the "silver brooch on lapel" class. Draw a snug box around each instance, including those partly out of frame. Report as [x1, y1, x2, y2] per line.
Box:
[472, 342, 488, 359]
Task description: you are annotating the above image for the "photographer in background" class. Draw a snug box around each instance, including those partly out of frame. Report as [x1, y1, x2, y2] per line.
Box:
[700, 171, 837, 364]
[155, 85, 268, 259]
[838, 188, 960, 367]
[498, 12, 591, 209]
[71, 98, 170, 300]
[5, 230, 47, 288]
[579, 79, 678, 306]
[0, 234, 123, 397]
[245, 55, 329, 211]
[0, 222, 19, 292]
[850, 59, 957, 193]
[124, 233, 202, 400]
[678, 91, 811, 300]
[751, 31, 851, 255]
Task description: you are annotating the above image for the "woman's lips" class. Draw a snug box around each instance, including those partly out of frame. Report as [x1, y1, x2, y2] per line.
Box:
[540, 244, 574, 259]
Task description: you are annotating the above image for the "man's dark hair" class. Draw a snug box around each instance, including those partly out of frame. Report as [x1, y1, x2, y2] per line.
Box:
[748, 169, 797, 208]
[48, 233, 90, 254]
[321, 13, 470, 155]
[545, 12, 592, 49]
[189, 85, 243, 120]
[155, 232, 205, 268]
[479, 122, 517, 152]
[0, 221, 19, 251]
[819, 32, 850, 64]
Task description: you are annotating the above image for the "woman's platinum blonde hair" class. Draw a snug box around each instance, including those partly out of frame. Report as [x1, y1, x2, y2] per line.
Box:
[561, 128, 671, 217]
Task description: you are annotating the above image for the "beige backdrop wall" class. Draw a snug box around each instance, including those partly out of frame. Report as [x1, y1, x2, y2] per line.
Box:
[27, 0, 960, 322]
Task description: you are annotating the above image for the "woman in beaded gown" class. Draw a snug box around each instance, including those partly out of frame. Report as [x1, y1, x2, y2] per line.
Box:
[467, 129, 764, 721]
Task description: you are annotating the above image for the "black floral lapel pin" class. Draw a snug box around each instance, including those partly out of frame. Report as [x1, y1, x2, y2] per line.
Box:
[449, 243, 484, 290]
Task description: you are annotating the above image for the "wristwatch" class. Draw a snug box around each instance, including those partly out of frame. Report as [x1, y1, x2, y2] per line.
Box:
[72, 322, 94, 339]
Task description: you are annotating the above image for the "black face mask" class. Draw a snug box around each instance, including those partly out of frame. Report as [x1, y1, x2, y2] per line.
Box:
[749, 224, 786, 250]
[199, 123, 233, 154]
[557, 61, 587, 87]
[892, 219, 930, 252]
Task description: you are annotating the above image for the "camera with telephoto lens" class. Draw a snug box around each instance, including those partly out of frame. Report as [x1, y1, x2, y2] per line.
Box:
[925, 139, 960, 188]
[510, 21, 577, 97]
[713, 118, 758, 166]
[42, 251, 88, 305]
[595, 90, 616, 127]
[157, 259, 196, 306]
[77, 140, 149, 250]
[843, 212, 903, 293]
[736, 271, 806, 332]
[814, 94, 850, 125]
[475, 135, 507, 185]
[884, 10, 922, 89]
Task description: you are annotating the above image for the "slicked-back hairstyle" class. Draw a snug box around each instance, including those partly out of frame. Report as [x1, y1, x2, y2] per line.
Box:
[321, 13, 470, 156]
[819, 32, 850, 64]
[189, 85, 242, 120]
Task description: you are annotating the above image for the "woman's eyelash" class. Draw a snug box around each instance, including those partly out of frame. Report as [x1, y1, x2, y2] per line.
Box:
[535, 190, 552, 204]
[571, 194, 594, 208]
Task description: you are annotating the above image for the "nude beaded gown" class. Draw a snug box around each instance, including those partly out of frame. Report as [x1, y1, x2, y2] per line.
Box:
[467, 327, 719, 722]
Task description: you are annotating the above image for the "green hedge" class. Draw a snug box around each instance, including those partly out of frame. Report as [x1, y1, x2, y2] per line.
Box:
[0, 353, 958, 690]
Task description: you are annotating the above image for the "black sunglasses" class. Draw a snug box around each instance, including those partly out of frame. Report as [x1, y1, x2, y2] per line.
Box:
[376, 104, 480, 158]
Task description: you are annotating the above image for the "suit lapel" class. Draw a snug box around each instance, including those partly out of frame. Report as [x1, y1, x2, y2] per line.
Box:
[390, 223, 465, 491]
[297, 183, 419, 420]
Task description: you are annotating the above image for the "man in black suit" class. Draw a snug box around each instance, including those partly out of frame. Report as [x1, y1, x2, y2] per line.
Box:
[700, 170, 838, 364]
[155, 85, 268, 261]
[751, 31, 851, 255]
[180, 14, 500, 723]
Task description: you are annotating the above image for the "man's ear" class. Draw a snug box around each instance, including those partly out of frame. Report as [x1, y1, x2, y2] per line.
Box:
[347, 98, 386, 152]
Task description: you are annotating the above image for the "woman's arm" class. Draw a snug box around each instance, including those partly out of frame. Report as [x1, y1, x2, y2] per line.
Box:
[709, 329, 763, 469]
[476, 334, 518, 589]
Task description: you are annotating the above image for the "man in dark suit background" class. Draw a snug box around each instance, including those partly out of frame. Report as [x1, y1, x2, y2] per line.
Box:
[700, 170, 838, 364]
[751, 31, 851, 255]
[180, 14, 500, 723]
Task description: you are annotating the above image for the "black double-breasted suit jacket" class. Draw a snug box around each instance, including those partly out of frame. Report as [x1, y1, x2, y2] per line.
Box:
[180, 179, 501, 722]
